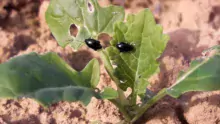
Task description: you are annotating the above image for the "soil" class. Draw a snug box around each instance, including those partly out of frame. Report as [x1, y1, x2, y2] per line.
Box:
[0, 0, 220, 124]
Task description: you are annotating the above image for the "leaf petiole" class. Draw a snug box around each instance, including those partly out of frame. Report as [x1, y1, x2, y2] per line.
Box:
[99, 50, 132, 121]
[99, 50, 128, 105]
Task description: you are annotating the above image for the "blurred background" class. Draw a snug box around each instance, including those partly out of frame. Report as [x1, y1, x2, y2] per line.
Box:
[0, 0, 220, 124]
[0, 0, 220, 67]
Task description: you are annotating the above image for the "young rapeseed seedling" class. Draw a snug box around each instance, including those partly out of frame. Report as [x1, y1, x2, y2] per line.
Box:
[0, 0, 220, 123]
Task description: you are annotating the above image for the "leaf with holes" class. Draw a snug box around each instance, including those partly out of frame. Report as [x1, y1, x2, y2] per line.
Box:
[167, 53, 220, 98]
[46, 0, 125, 49]
[0, 52, 101, 106]
[106, 9, 169, 101]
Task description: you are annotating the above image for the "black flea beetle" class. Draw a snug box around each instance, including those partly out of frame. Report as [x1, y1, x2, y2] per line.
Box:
[85, 38, 102, 50]
[116, 42, 134, 52]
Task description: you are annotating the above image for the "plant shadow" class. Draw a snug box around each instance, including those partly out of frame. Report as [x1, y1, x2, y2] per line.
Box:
[71, 47, 102, 71]
[150, 28, 209, 92]
[0, 0, 40, 31]
[12, 34, 36, 55]
[0, 114, 42, 124]
[179, 91, 220, 113]
[146, 28, 220, 123]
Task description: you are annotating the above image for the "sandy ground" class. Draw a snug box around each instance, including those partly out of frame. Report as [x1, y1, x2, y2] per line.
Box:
[0, 0, 220, 123]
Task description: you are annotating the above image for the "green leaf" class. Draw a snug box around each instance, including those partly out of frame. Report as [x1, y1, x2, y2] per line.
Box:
[46, 0, 125, 49]
[106, 9, 169, 96]
[100, 87, 118, 99]
[0, 52, 100, 106]
[167, 54, 220, 98]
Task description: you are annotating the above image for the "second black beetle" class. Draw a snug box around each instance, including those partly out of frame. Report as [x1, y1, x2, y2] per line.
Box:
[116, 42, 134, 52]
[85, 38, 102, 51]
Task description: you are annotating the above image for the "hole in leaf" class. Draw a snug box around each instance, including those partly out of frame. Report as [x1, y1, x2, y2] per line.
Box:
[112, 64, 117, 69]
[125, 87, 132, 97]
[94, 88, 100, 93]
[69, 24, 78, 37]
[98, 33, 112, 48]
[98, 0, 111, 7]
[87, 1, 94, 13]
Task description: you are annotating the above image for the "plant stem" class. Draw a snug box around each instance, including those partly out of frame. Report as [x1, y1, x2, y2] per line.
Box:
[110, 99, 132, 121]
[131, 88, 167, 123]
[99, 50, 128, 105]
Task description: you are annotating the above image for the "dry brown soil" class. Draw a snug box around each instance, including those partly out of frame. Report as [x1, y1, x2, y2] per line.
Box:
[0, 0, 220, 124]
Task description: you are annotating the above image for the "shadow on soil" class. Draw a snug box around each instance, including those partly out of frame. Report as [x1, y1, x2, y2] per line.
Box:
[12, 34, 36, 55]
[0, 0, 40, 31]
[71, 49, 101, 71]
[152, 28, 209, 91]
[138, 28, 211, 124]
[179, 91, 220, 112]
[0, 114, 41, 124]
